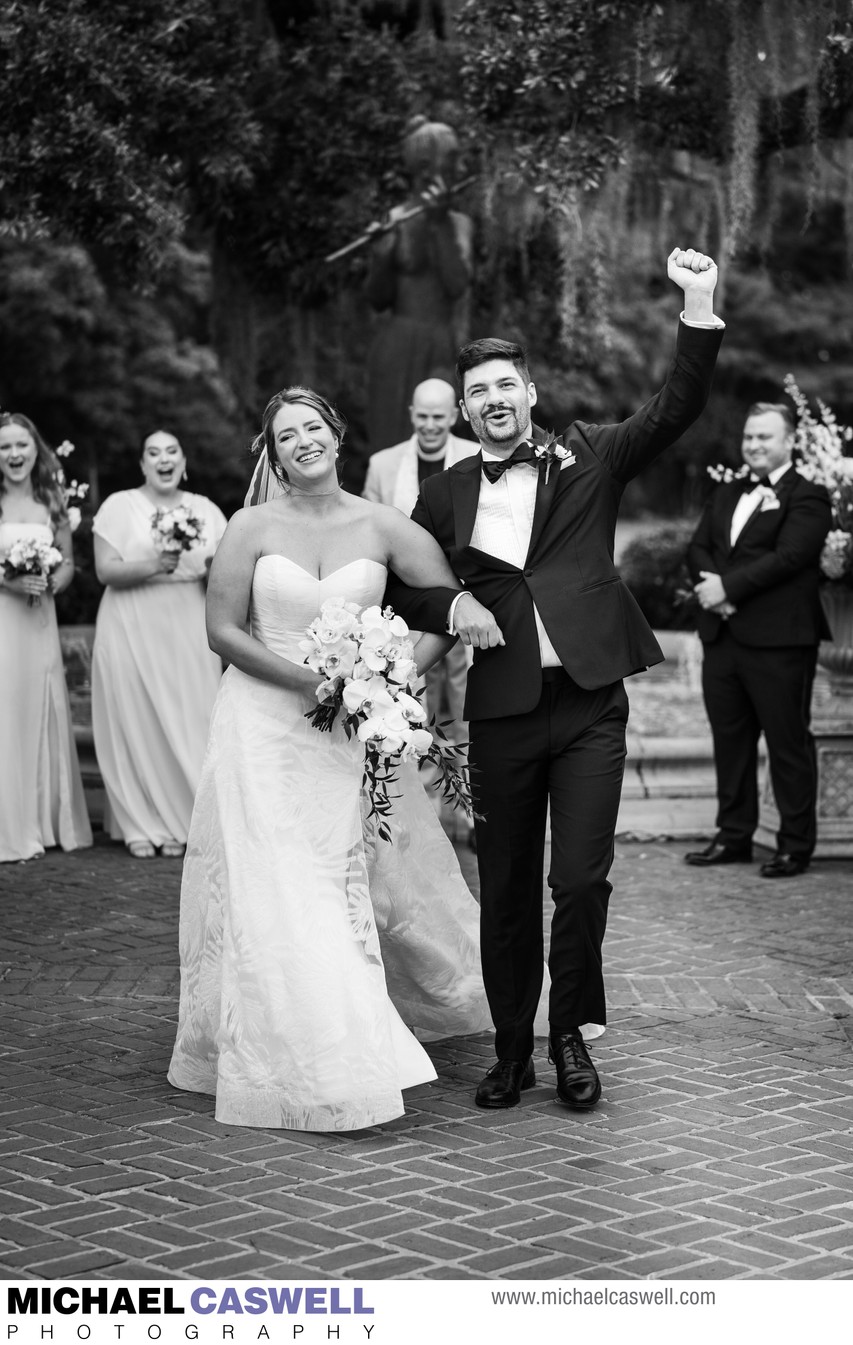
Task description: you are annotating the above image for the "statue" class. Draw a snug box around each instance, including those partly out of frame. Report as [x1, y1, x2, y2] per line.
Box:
[364, 115, 473, 457]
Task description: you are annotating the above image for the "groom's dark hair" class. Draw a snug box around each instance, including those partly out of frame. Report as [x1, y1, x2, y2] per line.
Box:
[456, 338, 530, 394]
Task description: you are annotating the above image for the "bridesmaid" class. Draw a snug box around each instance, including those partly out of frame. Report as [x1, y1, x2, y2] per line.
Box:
[0, 412, 92, 863]
[91, 430, 228, 859]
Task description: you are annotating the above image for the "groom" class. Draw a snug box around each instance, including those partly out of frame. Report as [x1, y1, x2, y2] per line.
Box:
[388, 247, 724, 1111]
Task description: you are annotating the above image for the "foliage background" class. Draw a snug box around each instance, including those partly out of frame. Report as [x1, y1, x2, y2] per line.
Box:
[1, 0, 852, 622]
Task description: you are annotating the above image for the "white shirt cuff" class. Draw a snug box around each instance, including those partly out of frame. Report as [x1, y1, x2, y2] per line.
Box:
[447, 591, 471, 634]
[680, 311, 726, 330]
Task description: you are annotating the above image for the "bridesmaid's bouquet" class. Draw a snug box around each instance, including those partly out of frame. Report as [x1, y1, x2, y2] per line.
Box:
[151, 503, 206, 553]
[3, 536, 64, 606]
[300, 598, 474, 842]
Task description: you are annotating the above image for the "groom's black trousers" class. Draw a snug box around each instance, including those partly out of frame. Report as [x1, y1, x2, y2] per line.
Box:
[469, 668, 629, 1061]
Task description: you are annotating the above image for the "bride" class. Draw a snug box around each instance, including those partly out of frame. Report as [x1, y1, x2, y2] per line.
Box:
[168, 386, 501, 1131]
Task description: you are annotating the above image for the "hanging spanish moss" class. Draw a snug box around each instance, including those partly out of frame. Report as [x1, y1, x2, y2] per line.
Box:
[726, 0, 761, 254]
[845, 138, 853, 274]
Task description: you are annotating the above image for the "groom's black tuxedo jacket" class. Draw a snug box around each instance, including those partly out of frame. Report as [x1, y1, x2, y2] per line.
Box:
[387, 321, 724, 721]
[687, 465, 832, 648]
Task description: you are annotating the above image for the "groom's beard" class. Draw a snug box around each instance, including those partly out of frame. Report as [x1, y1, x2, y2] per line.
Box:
[469, 402, 529, 448]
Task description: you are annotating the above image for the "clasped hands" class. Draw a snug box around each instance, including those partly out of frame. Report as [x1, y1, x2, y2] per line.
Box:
[694, 571, 735, 619]
[157, 549, 180, 575]
[5, 571, 49, 599]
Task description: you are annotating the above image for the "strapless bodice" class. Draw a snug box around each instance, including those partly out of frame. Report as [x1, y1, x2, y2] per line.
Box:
[0, 520, 54, 559]
[250, 555, 388, 660]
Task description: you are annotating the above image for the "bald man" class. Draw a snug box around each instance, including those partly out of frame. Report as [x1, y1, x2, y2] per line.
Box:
[364, 378, 478, 509]
[364, 379, 479, 841]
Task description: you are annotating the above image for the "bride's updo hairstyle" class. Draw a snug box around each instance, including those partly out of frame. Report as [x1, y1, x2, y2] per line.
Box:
[253, 386, 347, 488]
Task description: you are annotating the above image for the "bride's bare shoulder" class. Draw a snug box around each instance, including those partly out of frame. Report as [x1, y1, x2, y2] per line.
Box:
[221, 502, 288, 546]
[235, 499, 292, 525]
[357, 495, 402, 526]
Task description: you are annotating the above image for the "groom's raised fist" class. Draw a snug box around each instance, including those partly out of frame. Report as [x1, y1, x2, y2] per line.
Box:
[667, 246, 717, 292]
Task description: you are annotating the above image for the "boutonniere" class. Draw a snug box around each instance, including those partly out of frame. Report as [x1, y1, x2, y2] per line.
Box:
[534, 438, 576, 484]
[755, 485, 780, 512]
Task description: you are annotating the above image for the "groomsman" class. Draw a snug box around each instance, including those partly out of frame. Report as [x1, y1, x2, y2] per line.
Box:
[685, 403, 832, 878]
[387, 247, 724, 1111]
[364, 379, 478, 842]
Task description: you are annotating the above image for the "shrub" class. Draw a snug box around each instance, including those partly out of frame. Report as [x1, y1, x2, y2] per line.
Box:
[618, 521, 698, 631]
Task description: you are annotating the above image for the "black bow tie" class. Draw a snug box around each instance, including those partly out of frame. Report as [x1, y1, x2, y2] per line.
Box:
[748, 473, 771, 487]
[482, 442, 536, 484]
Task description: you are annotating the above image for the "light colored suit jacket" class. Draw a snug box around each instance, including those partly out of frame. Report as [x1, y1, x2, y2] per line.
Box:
[362, 433, 479, 515]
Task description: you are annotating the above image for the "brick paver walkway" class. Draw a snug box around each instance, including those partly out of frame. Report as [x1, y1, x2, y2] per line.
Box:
[1, 836, 852, 1281]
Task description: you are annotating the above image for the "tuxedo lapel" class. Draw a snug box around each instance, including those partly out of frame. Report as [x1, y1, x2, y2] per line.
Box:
[526, 426, 562, 561]
[451, 455, 483, 552]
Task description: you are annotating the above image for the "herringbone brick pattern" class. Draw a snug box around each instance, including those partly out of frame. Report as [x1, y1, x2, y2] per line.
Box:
[1, 836, 852, 1281]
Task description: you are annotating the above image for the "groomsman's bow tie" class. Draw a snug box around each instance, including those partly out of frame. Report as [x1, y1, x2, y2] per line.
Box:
[748, 473, 771, 487]
[482, 442, 536, 483]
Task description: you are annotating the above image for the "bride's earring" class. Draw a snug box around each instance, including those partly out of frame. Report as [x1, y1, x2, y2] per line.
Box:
[182, 468, 188, 481]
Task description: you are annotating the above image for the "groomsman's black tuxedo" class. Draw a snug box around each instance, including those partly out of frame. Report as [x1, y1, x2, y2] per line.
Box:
[387, 319, 724, 1061]
[687, 465, 832, 861]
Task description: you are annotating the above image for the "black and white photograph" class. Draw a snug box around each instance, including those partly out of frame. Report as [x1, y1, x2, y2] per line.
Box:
[1, 0, 852, 1336]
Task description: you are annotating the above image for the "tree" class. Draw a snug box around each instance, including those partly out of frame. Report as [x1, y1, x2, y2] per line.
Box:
[0, 0, 265, 278]
[0, 239, 246, 512]
[2, 0, 852, 519]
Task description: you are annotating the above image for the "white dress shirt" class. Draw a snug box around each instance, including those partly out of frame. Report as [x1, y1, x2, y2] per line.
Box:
[729, 462, 790, 546]
[451, 448, 562, 668]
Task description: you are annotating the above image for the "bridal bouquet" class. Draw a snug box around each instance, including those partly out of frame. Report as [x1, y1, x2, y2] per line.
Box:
[300, 598, 474, 841]
[3, 536, 64, 606]
[151, 503, 206, 554]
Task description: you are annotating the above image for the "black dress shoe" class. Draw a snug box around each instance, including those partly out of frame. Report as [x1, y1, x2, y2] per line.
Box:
[548, 1032, 601, 1110]
[759, 852, 808, 879]
[684, 841, 752, 867]
[475, 1057, 535, 1109]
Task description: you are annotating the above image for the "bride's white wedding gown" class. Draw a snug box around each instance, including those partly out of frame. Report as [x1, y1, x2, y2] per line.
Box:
[167, 555, 497, 1131]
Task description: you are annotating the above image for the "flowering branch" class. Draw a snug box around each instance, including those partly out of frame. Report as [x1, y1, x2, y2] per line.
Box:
[785, 374, 853, 585]
[53, 440, 88, 532]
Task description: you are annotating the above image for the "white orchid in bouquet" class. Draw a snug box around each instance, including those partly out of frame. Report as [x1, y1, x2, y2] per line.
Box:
[151, 502, 206, 553]
[785, 375, 853, 585]
[3, 535, 64, 605]
[300, 598, 474, 842]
